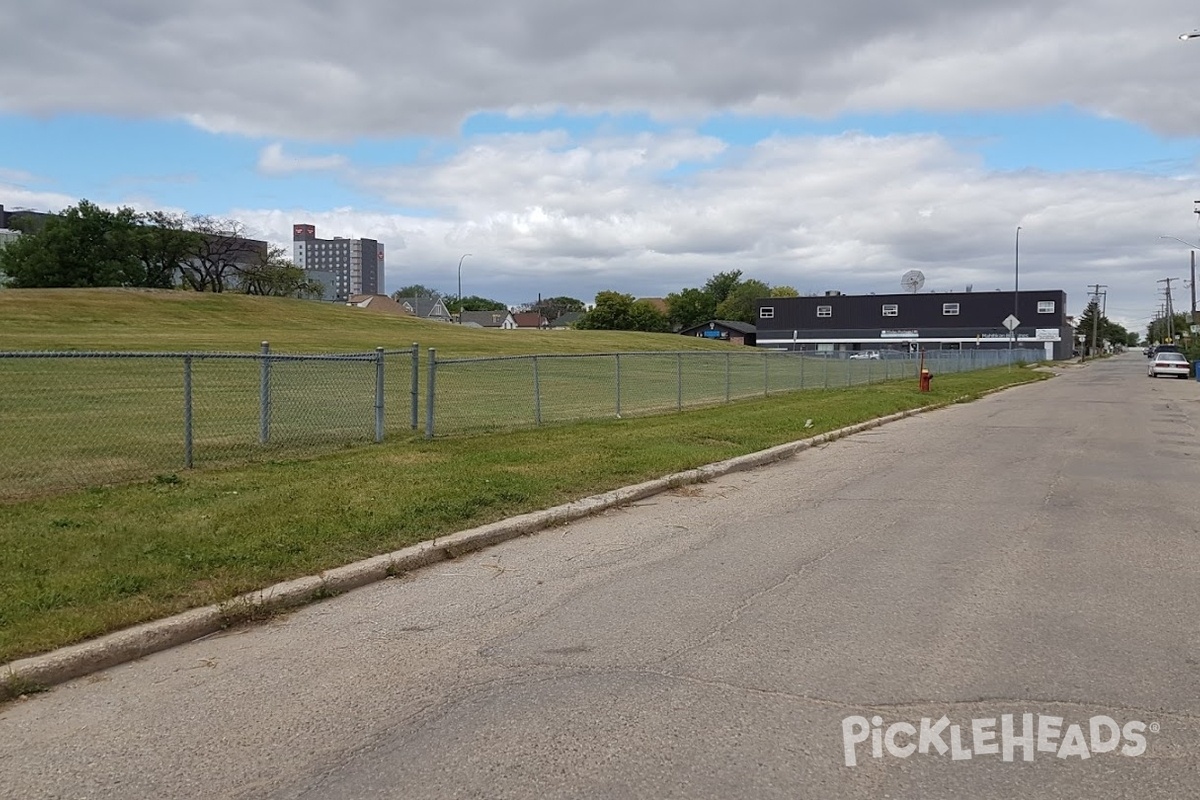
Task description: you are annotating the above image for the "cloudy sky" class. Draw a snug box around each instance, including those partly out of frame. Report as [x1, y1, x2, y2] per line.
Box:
[4, 0, 1200, 332]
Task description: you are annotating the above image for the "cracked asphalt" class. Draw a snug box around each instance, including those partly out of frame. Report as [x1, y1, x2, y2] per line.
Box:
[2, 353, 1199, 799]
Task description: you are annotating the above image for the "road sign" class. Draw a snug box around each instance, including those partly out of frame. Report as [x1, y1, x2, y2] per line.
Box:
[1002, 314, 1020, 331]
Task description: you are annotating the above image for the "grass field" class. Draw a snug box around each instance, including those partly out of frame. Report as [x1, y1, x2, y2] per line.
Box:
[0, 290, 938, 498]
[0, 364, 1050, 669]
[0, 289, 740, 499]
[0, 288, 1051, 675]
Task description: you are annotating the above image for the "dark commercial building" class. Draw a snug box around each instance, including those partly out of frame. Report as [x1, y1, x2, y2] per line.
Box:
[293, 224, 384, 301]
[754, 290, 1072, 361]
[678, 319, 757, 346]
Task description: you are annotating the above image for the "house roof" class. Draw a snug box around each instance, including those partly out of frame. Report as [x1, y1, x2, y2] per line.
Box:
[392, 296, 450, 318]
[346, 294, 411, 315]
[511, 311, 548, 328]
[549, 311, 585, 328]
[679, 319, 758, 335]
[459, 310, 513, 327]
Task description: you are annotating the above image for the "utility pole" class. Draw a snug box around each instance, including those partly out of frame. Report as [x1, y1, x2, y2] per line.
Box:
[1191, 250, 1197, 330]
[1088, 283, 1107, 357]
[1159, 277, 1179, 342]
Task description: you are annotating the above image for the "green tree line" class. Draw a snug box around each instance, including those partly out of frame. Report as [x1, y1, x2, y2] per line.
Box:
[0, 200, 322, 298]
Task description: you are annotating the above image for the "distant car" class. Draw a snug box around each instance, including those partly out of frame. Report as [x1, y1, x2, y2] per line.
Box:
[849, 351, 880, 360]
[1144, 347, 1154, 357]
[1148, 351, 1190, 379]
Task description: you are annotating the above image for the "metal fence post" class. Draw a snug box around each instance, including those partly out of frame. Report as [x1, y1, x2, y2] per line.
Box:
[823, 352, 830, 388]
[677, 353, 683, 410]
[424, 348, 436, 439]
[183, 354, 194, 468]
[763, 351, 769, 396]
[410, 342, 419, 430]
[374, 347, 385, 443]
[533, 356, 542, 425]
[799, 351, 805, 388]
[867, 356, 872, 385]
[259, 341, 271, 445]
[615, 354, 622, 417]
[846, 353, 852, 387]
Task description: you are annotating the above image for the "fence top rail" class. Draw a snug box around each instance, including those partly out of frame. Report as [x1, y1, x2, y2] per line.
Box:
[0, 350, 381, 362]
[436, 349, 816, 365]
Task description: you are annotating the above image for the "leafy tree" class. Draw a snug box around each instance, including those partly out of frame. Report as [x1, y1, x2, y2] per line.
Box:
[391, 284, 441, 300]
[134, 211, 203, 290]
[445, 294, 507, 313]
[239, 244, 324, 298]
[771, 285, 799, 297]
[576, 291, 669, 332]
[665, 287, 717, 330]
[715, 279, 771, 323]
[529, 295, 585, 321]
[0, 200, 144, 288]
[703, 270, 743, 305]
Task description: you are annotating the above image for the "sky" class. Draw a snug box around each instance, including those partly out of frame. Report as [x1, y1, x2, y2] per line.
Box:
[4, 1, 1200, 334]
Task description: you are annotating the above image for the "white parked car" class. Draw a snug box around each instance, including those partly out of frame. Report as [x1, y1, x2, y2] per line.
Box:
[1147, 351, 1190, 379]
[849, 351, 881, 360]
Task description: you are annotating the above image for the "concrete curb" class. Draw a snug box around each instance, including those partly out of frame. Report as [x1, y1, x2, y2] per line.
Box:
[1, 376, 1042, 695]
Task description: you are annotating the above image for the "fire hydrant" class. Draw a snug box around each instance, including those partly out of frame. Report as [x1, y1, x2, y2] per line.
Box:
[919, 368, 933, 392]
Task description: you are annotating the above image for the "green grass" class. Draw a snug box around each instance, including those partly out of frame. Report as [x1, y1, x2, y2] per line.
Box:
[0, 365, 1049, 666]
[0, 288, 735, 355]
[0, 290, 927, 498]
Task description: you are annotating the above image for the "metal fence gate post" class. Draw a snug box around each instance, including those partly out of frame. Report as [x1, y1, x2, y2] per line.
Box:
[424, 348, 436, 439]
[677, 353, 683, 410]
[183, 354, 194, 468]
[533, 356, 542, 425]
[615, 354, 622, 417]
[410, 342, 419, 430]
[259, 341, 271, 445]
[374, 347, 385, 443]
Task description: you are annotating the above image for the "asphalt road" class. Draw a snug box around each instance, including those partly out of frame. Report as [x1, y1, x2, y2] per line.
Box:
[3, 354, 1199, 799]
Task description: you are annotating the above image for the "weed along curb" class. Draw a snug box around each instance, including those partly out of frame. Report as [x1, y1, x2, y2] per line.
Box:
[0, 377, 1044, 697]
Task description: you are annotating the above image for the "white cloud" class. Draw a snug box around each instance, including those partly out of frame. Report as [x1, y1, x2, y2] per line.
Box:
[2, 1, 1200, 138]
[257, 143, 347, 175]
[223, 128, 1198, 333]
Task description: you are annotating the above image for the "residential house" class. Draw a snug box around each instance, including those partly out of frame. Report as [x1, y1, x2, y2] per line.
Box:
[460, 310, 517, 328]
[347, 294, 412, 316]
[679, 320, 757, 346]
[548, 311, 585, 329]
[393, 296, 453, 322]
[512, 311, 550, 329]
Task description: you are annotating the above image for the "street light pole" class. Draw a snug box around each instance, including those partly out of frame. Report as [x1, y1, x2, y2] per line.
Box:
[456, 253, 472, 307]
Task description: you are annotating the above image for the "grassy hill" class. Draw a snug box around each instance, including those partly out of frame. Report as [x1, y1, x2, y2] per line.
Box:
[0, 288, 731, 356]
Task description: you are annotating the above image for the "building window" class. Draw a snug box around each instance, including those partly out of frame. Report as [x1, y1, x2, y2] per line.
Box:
[759, 307, 775, 319]
[943, 303, 960, 315]
[1037, 301, 1056, 314]
[882, 304, 898, 317]
[817, 305, 832, 318]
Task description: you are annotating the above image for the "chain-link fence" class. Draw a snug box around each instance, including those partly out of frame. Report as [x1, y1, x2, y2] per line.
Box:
[0, 343, 419, 500]
[3, 342, 1043, 498]
[424, 347, 1044, 437]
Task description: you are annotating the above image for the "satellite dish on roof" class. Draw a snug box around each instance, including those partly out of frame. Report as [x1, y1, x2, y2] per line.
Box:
[901, 270, 925, 294]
